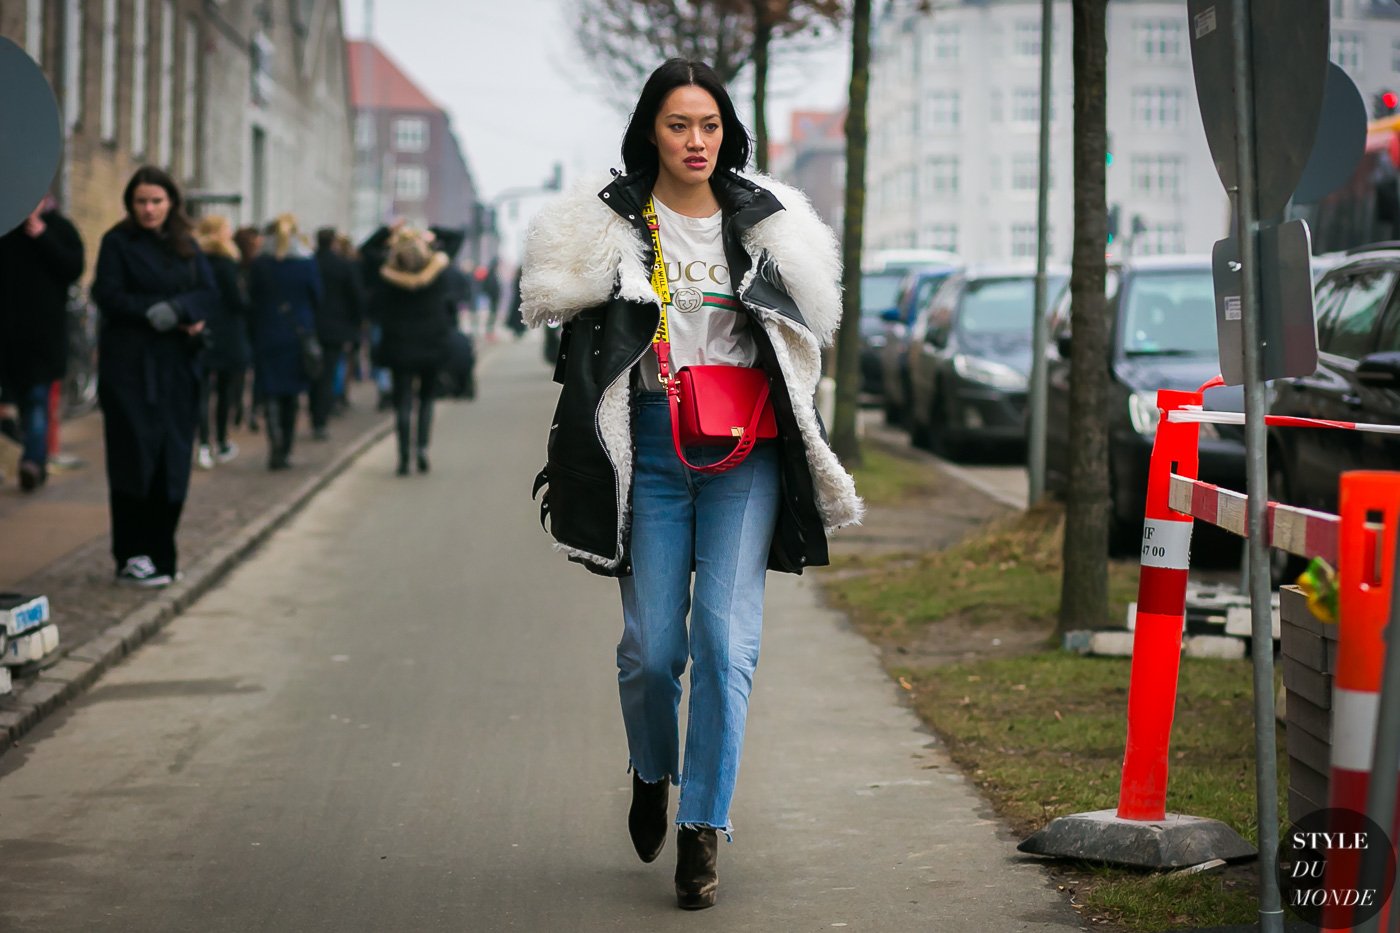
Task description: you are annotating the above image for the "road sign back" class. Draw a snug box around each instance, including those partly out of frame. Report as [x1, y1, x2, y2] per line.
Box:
[1212, 219, 1318, 386]
[1187, 0, 1330, 220]
[0, 38, 62, 235]
[1293, 63, 1368, 205]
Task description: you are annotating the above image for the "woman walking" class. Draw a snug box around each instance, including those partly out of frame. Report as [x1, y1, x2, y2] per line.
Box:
[193, 215, 251, 468]
[248, 214, 320, 470]
[520, 59, 861, 909]
[92, 166, 215, 587]
[365, 227, 454, 476]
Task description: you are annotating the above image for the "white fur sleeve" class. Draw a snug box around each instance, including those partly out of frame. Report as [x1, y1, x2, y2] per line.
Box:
[518, 183, 640, 328]
[741, 174, 844, 347]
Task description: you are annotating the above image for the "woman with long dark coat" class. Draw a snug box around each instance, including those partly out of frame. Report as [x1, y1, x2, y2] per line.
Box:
[366, 228, 454, 476]
[248, 214, 321, 470]
[193, 215, 251, 468]
[92, 166, 216, 588]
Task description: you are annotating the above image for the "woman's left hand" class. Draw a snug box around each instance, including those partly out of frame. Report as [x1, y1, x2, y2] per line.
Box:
[180, 321, 206, 336]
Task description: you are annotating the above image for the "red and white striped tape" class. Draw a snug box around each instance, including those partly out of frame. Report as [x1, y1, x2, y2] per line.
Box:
[1167, 408, 1400, 436]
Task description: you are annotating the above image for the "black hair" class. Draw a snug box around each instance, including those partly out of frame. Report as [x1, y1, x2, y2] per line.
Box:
[620, 59, 752, 177]
[122, 165, 195, 258]
[316, 227, 337, 251]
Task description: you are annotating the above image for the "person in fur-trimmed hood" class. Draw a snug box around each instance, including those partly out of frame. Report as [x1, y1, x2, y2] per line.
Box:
[520, 59, 861, 911]
[366, 226, 455, 476]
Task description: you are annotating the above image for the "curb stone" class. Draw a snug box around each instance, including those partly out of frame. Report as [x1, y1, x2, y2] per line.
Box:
[0, 415, 394, 751]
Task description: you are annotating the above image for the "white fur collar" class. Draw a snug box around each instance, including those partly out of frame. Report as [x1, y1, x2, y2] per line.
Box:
[519, 170, 843, 347]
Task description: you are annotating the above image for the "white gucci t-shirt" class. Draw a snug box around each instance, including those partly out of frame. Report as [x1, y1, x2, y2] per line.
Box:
[637, 196, 759, 392]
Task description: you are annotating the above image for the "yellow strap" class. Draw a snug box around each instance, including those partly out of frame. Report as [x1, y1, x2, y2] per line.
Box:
[643, 197, 670, 346]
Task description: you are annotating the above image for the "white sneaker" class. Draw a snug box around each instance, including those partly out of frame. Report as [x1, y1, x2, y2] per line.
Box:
[216, 441, 240, 464]
[115, 556, 173, 588]
[197, 445, 215, 470]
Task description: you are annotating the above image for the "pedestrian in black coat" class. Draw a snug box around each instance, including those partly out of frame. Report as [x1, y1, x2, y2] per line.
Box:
[193, 215, 251, 468]
[248, 214, 321, 470]
[310, 227, 364, 437]
[0, 196, 84, 490]
[91, 166, 216, 588]
[366, 228, 454, 475]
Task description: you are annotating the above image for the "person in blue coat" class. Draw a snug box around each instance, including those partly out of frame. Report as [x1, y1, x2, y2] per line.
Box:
[91, 166, 216, 588]
[248, 214, 321, 470]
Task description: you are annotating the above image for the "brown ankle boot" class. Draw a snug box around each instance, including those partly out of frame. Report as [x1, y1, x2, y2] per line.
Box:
[628, 772, 669, 863]
[674, 826, 718, 910]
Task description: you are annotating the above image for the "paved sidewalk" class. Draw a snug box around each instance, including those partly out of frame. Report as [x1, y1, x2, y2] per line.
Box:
[0, 377, 412, 743]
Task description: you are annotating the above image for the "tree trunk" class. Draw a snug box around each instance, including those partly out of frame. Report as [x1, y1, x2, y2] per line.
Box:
[1058, 0, 1110, 635]
[831, 0, 870, 466]
[752, 0, 772, 172]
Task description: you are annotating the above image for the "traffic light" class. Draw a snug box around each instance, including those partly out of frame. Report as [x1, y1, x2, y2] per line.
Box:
[1375, 89, 1399, 118]
[1107, 204, 1121, 245]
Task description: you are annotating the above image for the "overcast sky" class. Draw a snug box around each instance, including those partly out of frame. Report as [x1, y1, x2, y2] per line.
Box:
[342, 0, 851, 200]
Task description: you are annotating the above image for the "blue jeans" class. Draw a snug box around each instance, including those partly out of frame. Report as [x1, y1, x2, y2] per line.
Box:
[617, 393, 781, 835]
[18, 383, 50, 467]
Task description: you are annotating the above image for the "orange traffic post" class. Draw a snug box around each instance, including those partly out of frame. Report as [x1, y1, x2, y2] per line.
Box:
[1117, 388, 1203, 820]
[1322, 472, 1400, 932]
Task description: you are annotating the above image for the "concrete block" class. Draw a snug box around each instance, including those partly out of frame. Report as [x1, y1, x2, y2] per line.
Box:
[17, 679, 67, 717]
[1289, 757, 1330, 807]
[1286, 724, 1331, 781]
[0, 665, 12, 695]
[38, 658, 97, 691]
[1183, 634, 1247, 660]
[1289, 788, 1326, 828]
[1280, 586, 1331, 637]
[1018, 808, 1256, 868]
[0, 593, 49, 637]
[4, 625, 55, 666]
[1282, 654, 1333, 709]
[1287, 691, 1332, 743]
[1125, 602, 1136, 631]
[1063, 630, 1094, 654]
[1282, 625, 1329, 671]
[1224, 602, 1280, 640]
[1089, 630, 1137, 657]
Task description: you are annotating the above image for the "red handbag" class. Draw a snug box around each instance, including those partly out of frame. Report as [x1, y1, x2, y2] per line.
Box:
[644, 197, 776, 476]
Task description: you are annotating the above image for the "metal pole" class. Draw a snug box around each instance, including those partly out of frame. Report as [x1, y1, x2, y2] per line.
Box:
[1229, 1, 1283, 928]
[1027, 0, 1053, 507]
[1357, 521, 1400, 933]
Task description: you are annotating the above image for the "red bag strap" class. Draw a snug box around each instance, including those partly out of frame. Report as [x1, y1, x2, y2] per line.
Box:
[666, 378, 771, 475]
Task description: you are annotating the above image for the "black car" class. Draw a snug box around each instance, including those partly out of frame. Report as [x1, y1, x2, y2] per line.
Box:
[857, 250, 962, 401]
[1044, 256, 1245, 552]
[905, 264, 1066, 457]
[1268, 247, 1400, 523]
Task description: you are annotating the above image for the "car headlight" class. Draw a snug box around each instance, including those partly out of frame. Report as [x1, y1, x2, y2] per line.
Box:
[1128, 391, 1160, 436]
[867, 334, 887, 349]
[952, 354, 1027, 391]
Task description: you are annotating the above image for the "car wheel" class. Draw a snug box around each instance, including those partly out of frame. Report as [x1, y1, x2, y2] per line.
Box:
[883, 398, 901, 426]
[909, 396, 932, 449]
[932, 386, 969, 461]
[1269, 454, 1306, 588]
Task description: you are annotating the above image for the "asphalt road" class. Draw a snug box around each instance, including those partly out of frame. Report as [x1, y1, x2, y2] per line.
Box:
[0, 338, 1086, 932]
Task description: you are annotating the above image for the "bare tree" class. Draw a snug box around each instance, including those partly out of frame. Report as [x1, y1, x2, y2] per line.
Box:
[829, 0, 869, 465]
[1058, 0, 1111, 635]
[570, 0, 845, 170]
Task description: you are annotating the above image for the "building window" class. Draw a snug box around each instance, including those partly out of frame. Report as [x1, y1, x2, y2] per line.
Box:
[1012, 87, 1043, 123]
[395, 165, 427, 200]
[355, 113, 375, 151]
[158, 0, 174, 168]
[1136, 223, 1185, 255]
[926, 90, 960, 131]
[1011, 153, 1049, 191]
[931, 24, 960, 62]
[181, 17, 197, 179]
[987, 156, 1002, 190]
[920, 224, 958, 253]
[1013, 20, 1041, 58]
[924, 155, 959, 198]
[1392, 38, 1400, 72]
[1011, 222, 1047, 258]
[1130, 154, 1183, 198]
[26, 0, 43, 63]
[393, 117, 429, 153]
[132, 0, 148, 155]
[1331, 32, 1363, 72]
[63, 0, 83, 132]
[101, 0, 118, 141]
[989, 88, 1003, 123]
[1136, 19, 1183, 62]
[1132, 87, 1182, 129]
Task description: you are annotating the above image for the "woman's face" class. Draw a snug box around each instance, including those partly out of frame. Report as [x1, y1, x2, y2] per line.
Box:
[131, 183, 171, 231]
[651, 85, 723, 188]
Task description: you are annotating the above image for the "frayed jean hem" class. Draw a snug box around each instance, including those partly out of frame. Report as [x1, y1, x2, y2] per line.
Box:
[677, 820, 733, 843]
[627, 760, 679, 788]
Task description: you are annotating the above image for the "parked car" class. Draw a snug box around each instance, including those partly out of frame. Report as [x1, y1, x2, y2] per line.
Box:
[905, 264, 1067, 458]
[1268, 246, 1400, 577]
[859, 249, 961, 400]
[878, 264, 961, 425]
[1044, 255, 1245, 552]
